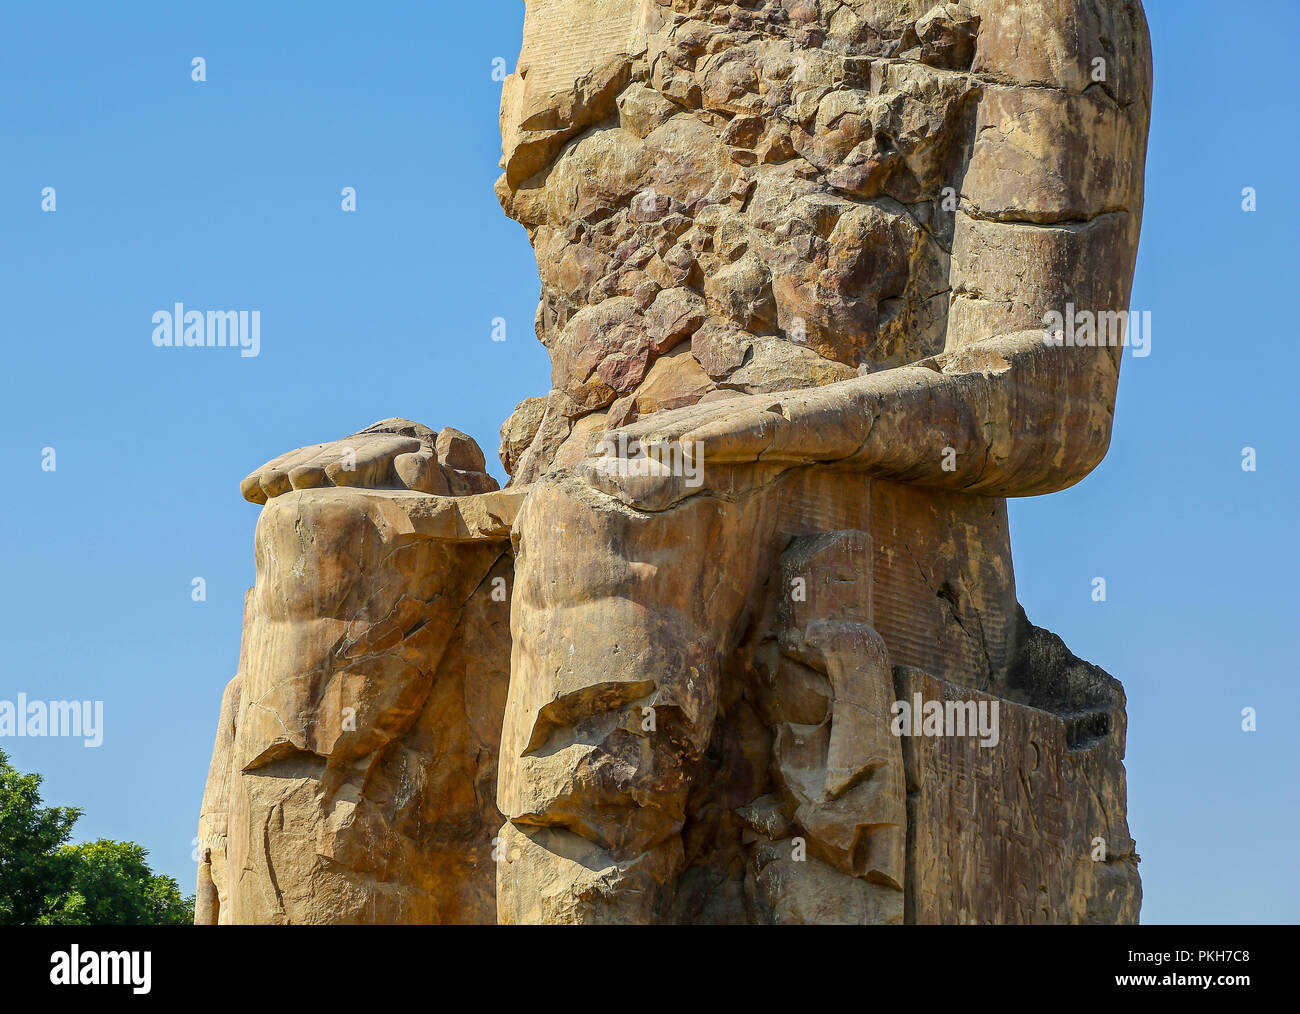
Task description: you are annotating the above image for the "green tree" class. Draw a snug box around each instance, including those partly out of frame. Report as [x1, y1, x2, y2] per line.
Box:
[39, 839, 193, 925]
[0, 748, 80, 923]
[0, 749, 192, 925]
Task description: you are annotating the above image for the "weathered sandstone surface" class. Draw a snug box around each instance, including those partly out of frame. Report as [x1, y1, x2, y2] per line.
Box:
[198, 0, 1150, 924]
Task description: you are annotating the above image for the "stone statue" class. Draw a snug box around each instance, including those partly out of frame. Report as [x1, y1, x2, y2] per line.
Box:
[197, 0, 1152, 924]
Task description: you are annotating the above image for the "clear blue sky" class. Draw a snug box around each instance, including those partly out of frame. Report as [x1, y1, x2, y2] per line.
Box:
[1, 1, 1295, 923]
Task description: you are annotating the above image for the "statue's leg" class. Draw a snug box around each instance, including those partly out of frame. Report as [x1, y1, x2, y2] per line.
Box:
[498, 466, 929, 924]
[203, 487, 516, 923]
[497, 471, 785, 923]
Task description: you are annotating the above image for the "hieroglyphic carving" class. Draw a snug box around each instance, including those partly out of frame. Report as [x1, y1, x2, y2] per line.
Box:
[518, 0, 646, 100]
[899, 666, 1140, 924]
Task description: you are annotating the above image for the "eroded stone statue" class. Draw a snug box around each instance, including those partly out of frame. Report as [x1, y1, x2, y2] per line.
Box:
[197, 0, 1151, 924]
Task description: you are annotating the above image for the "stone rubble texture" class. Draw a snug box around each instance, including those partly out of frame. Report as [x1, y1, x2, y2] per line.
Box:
[197, 0, 1151, 924]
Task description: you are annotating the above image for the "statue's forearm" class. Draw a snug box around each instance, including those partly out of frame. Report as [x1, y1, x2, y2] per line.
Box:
[651, 330, 1121, 501]
[843, 332, 1121, 497]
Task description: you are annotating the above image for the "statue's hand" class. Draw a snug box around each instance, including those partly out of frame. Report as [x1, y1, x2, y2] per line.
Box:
[574, 356, 986, 510]
[574, 375, 891, 510]
[240, 418, 498, 504]
[612, 375, 882, 465]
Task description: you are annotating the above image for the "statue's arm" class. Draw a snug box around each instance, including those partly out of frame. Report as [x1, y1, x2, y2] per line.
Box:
[896, 0, 1153, 496]
[609, 329, 1115, 498]
[610, 0, 1152, 500]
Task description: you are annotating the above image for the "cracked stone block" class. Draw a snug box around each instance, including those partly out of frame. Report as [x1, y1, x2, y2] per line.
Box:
[897, 638, 1141, 924]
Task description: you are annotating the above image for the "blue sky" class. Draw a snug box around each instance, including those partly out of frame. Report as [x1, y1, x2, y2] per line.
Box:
[1, 1, 1295, 923]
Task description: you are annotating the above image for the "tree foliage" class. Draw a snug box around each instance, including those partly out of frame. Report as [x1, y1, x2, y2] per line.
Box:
[0, 749, 192, 925]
